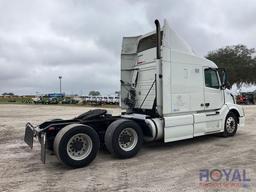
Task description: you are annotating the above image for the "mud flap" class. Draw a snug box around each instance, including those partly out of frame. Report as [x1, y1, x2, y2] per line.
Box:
[24, 123, 34, 149]
[40, 133, 46, 164]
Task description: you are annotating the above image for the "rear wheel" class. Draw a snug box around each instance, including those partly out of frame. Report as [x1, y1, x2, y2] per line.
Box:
[105, 119, 143, 159]
[222, 112, 238, 137]
[54, 124, 100, 168]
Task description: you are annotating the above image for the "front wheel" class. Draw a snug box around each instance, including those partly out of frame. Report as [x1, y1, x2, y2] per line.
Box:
[105, 119, 143, 159]
[54, 124, 100, 168]
[222, 112, 238, 137]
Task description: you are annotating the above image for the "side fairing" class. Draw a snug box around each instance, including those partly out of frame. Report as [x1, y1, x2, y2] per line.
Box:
[120, 36, 141, 109]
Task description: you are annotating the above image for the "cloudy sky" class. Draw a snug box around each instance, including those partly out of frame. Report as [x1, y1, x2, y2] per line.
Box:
[0, 0, 256, 95]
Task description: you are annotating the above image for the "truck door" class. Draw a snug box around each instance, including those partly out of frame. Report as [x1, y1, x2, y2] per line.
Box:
[203, 67, 224, 132]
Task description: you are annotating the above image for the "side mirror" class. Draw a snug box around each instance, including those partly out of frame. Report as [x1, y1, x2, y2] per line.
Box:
[217, 68, 229, 89]
[225, 81, 231, 89]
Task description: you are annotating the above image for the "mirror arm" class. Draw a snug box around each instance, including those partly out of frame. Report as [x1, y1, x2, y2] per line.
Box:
[220, 84, 226, 90]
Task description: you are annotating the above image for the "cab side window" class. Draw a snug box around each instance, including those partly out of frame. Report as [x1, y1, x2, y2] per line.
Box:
[204, 69, 219, 89]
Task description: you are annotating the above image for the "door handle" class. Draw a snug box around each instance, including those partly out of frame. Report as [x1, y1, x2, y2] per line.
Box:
[200, 103, 204, 107]
[205, 103, 210, 107]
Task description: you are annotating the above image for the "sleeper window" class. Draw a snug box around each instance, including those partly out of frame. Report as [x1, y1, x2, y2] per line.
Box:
[204, 69, 219, 89]
[137, 31, 163, 53]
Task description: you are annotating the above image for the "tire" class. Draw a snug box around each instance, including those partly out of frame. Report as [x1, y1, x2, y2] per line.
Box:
[53, 124, 100, 168]
[105, 119, 143, 159]
[222, 112, 238, 137]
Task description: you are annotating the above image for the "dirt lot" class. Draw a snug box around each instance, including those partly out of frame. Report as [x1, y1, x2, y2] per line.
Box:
[0, 104, 255, 192]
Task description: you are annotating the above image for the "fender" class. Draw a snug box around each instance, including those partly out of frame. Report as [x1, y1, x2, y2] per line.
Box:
[225, 103, 245, 127]
[226, 103, 245, 117]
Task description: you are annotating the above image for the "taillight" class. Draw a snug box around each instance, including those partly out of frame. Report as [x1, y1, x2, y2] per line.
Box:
[48, 127, 55, 131]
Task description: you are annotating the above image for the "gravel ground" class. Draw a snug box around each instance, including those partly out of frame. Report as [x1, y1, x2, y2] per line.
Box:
[0, 104, 255, 192]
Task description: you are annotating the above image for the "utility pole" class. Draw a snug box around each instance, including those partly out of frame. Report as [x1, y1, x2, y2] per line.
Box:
[59, 76, 62, 94]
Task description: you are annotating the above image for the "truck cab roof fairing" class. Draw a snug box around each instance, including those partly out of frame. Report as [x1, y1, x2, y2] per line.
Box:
[135, 20, 195, 56]
[162, 19, 195, 55]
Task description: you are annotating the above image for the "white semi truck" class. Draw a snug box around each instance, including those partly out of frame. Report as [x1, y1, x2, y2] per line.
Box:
[24, 20, 245, 168]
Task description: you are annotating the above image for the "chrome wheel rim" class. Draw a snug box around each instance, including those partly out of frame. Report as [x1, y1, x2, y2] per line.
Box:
[67, 133, 93, 160]
[226, 117, 236, 133]
[118, 128, 138, 151]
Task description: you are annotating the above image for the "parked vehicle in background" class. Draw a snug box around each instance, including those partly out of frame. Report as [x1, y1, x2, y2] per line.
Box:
[102, 97, 108, 104]
[236, 95, 246, 104]
[81, 95, 120, 105]
[96, 96, 103, 104]
[82, 96, 91, 103]
[113, 97, 119, 105]
[236, 92, 255, 105]
[49, 97, 60, 104]
[90, 96, 97, 103]
[62, 97, 79, 104]
[32, 93, 64, 104]
[32, 97, 41, 104]
[107, 96, 114, 104]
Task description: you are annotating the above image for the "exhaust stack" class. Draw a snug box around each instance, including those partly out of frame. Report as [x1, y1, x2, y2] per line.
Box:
[155, 19, 163, 117]
[155, 20, 161, 59]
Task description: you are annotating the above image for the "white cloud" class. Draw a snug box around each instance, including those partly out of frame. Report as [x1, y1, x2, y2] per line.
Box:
[0, 0, 256, 95]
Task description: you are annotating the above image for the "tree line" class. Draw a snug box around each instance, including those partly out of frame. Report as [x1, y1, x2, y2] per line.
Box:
[206, 44, 256, 86]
